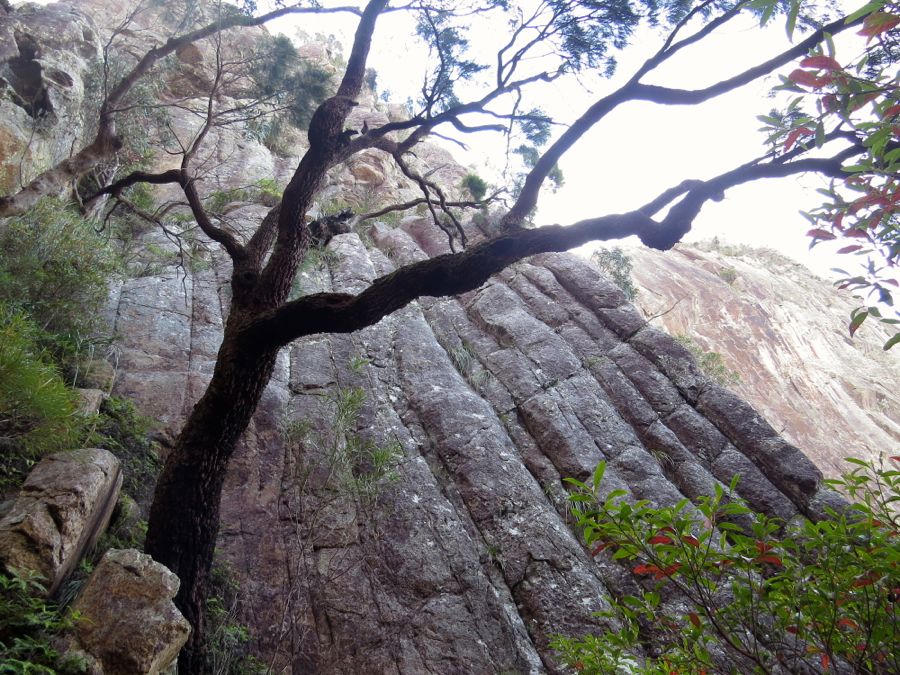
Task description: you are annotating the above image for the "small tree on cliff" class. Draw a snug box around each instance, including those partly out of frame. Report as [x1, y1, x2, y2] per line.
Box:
[1, 0, 896, 670]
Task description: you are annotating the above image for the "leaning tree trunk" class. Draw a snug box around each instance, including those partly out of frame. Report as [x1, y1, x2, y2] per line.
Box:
[145, 322, 279, 673]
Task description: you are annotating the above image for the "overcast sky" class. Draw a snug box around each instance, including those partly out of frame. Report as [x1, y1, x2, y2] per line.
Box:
[266, 1, 886, 283]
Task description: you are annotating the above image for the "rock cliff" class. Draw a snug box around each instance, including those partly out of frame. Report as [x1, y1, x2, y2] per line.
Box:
[1, 2, 892, 672]
[628, 243, 900, 478]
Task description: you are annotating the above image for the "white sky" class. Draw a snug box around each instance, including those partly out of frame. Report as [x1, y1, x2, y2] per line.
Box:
[267, 1, 887, 283]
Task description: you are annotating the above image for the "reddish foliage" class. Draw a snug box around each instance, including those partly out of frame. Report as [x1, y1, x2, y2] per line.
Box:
[788, 69, 831, 88]
[859, 12, 900, 38]
[800, 55, 842, 70]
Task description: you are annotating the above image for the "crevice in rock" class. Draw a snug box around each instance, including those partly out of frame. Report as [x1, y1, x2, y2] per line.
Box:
[4, 31, 53, 119]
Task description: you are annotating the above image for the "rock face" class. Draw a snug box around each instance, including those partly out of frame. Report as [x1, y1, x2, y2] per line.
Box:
[102, 220, 846, 672]
[0, 2, 100, 196]
[67, 548, 190, 675]
[628, 243, 900, 477]
[0, 448, 121, 596]
[1, 2, 889, 672]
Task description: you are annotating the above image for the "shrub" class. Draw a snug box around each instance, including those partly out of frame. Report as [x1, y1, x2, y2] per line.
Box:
[248, 34, 334, 132]
[674, 334, 741, 387]
[0, 306, 83, 491]
[590, 247, 638, 301]
[203, 560, 267, 675]
[0, 569, 85, 674]
[86, 397, 160, 511]
[554, 457, 900, 674]
[461, 172, 488, 201]
[0, 198, 118, 366]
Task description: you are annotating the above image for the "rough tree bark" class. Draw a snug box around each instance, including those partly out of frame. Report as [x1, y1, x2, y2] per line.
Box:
[143, 2, 388, 671]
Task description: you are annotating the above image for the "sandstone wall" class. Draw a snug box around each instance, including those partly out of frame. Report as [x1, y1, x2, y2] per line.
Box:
[104, 220, 842, 672]
[629, 244, 900, 477]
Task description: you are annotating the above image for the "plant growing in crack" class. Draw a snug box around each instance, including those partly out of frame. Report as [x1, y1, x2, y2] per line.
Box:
[447, 340, 493, 390]
[270, 368, 403, 663]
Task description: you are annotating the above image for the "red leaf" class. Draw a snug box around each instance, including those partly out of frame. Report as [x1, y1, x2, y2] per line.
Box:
[800, 55, 842, 71]
[859, 12, 900, 38]
[837, 245, 863, 254]
[823, 94, 840, 112]
[883, 104, 900, 119]
[788, 69, 828, 88]
[633, 563, 660, 576]
[837, 617, 859, 631]
[891, 456, 900, 462]
[755, 540, 774, 554]
[591, 541, 614, 556]
[852, 573, 878, 588]
[688, 612, 701, 628]
[806, 228, 836, 240]
[786, 625, 799, 634]
[844, 229, 870, 239]
[754, 555, 783, 566]
[821, 653, 831, 671]
[656, 563, 682, 579]
[682, 535, 700, 548]
[785, 126, 814, 151]
[574, 661, 585, 671]
[649, 535, 674, 545]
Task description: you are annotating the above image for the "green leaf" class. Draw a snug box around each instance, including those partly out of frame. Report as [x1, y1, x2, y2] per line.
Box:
[786, 0, 801, 39]
[592, 461, 607, 490]
[814, 121, 825, 148]
[845, 0, 885, 24]
[883, 332, 900, 350]
[563, 477, 589, 491]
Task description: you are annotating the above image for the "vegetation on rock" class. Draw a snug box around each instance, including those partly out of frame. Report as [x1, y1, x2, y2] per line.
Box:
[591, 246, 639, 301]
[555, 456, 900, 674]
[674, 334, 742, 387]
[0, 570, 86, 674]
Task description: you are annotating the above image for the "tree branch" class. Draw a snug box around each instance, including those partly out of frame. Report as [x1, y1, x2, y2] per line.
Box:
[245, 143, 865, 350]
[501, 9, 865, 227]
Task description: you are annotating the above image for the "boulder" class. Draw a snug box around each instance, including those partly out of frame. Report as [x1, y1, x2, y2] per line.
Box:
[67, 548, 190, 675]
[0, 449, 121, 595]
[76, 388, 105, 416]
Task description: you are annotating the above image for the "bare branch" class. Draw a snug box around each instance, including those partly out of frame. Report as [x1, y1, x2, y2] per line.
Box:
[358, 194, 499, 222]
[246, 144, 865, 350]
[502, 9, 865, 227]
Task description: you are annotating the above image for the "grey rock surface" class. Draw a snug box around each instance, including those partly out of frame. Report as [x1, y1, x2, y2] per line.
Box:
[67, 548, 190, 675]
[0, 448, 121, 595]
[105, 219, 846, 673]
[0, 2, 100, 195]
[629, 243, 900, 477]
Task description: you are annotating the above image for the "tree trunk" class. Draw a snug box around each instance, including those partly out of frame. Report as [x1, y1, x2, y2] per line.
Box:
[145, 324, 278, 673]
